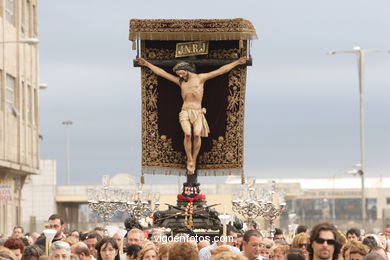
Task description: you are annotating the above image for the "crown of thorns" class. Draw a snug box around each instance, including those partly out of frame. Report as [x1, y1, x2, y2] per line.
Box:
[172, 62, 196, 73]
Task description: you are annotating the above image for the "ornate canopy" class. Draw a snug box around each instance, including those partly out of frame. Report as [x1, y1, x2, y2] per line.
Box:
[129, 18, 257, 42]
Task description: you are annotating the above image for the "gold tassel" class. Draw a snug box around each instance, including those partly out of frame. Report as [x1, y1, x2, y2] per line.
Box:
[141, 174, 145, 184]
[132, 40, 136, 50]
[241, 173, 245, 184]
[239, 40, 244, 49]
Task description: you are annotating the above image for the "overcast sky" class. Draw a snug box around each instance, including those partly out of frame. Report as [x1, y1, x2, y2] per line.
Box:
[39, 0, 390, 185]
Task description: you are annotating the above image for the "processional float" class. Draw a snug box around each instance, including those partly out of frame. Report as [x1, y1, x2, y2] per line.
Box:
[129, 18, 257, 235]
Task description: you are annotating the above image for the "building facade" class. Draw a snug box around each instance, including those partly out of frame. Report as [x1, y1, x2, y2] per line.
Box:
[51, 175, 390, 233]
[20, 159, 56, 233]
[14, 171, 390, 234]
[0, 0, 40, 235]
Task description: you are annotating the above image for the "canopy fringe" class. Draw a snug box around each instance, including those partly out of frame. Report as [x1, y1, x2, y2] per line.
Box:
[142, 167, 243, 176]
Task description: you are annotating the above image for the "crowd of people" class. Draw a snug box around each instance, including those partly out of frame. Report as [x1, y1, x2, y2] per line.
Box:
[1, 214, 390, 260]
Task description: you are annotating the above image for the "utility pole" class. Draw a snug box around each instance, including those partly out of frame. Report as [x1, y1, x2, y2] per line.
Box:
[62, 120, 73, 185]
[328, 47, 390, 220]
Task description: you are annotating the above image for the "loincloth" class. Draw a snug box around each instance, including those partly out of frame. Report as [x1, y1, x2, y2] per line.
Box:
[179, 108, 210, 137]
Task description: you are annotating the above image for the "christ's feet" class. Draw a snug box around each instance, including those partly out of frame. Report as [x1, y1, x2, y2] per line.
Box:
[187, 160, 195, 175]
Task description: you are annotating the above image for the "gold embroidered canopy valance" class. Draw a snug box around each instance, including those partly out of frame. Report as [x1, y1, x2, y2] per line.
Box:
[129, 18, 257, 42]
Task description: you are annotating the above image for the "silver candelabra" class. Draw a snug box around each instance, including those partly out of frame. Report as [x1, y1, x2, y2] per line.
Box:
[126, 189, 160, 220]
[87, 176, 160, 226]
[232, 180, 286, 238]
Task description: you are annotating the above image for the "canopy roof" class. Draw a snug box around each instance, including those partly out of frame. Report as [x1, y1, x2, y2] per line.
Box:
[129, 18, 257, 41]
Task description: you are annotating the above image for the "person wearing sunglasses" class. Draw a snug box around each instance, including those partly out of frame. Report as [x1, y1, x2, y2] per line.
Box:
[291, 233, 310, 260]
[308, 223, 342, 260]
[259, 239, 275, 259]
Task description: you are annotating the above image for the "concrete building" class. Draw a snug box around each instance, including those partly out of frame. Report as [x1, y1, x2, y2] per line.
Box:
[30, 174, 390, 233]
[16, 170, 390, 234]
[20, 159, 57, 232]
[0, 0, 40, 235]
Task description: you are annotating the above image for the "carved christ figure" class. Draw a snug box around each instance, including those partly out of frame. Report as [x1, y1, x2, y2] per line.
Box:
[137, 57, 247, 174]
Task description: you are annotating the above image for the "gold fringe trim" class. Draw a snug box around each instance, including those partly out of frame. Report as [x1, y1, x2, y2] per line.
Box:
[142, 167, 243, 176]
[130, 32, 257, 41]
[129, 18, 257, 41]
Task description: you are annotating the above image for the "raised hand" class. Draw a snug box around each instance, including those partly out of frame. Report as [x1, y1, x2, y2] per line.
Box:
[237, 56, 248, 64]
[136, 57, 148, 66]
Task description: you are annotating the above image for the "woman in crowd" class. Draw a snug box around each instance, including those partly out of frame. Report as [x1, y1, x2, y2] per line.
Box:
[21, 246, 43, 260]
[63, 237, 78, 247]
[96, 238, 120, 260]
[168, 242, 198, 260]
[210, 247, 230, 260]
[291, 233, 310, 260]
[138, 242, 158, 260]
[0, 246, 17, 260]
[342, 241, 369, 260]
[4, 239, 24, 260]
[260, 239, 275, 259]
[158, 243, 172, 260]
[270, 245, 289, 260]
[49, 241, 70, 260]
[126, 245, 141, 260]
[214, 251, 248, 260]
[286, 249, 305, 260]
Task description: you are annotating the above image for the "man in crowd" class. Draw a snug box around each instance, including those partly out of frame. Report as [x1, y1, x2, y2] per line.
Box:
[35, 214, 66, 248]
[199, 225, 240, 260]
[242, 229, 265, 260]
[11, 227, 24, 240]
[72, 242, 96, 260]
[150, 230, 166, 249]
[93, 227, 105, 238]
[126, 229, 144, 247]
[113, 232, 124, 252]
[371, 247, 389, 260]
[383, 224, 390, 239]
[274, 228, 285, 241]
[296, 225, 309, 235]
[346, 228, 361, 242]
[82, 232, 102, 259]
[308, 223, 342, 260]
[198, 240, 211, 251]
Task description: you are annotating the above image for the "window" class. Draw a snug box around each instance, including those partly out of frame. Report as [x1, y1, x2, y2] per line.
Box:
[6, 74, 15, 109]
[32, 5, 37, 36]
[21, 81, 25, 119]
[2, 205, 6, 232]
[5, 0, 15, 25]
[21, 0, 29, 33]
[27, 2, 31, 35]
[34, 88, 38, 124]
[16, 206, 20, 226]
[0, 70, 2, 109]
[27, 85, 32, 122]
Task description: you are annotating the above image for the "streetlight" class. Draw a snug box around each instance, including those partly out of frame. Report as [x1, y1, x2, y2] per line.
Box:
[0, 37, 40, 112]
[62, 120, 73, 185]
[39, 83, 48, 90]
[328, 47, 390, 220]
[0, 38, 39, 45]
